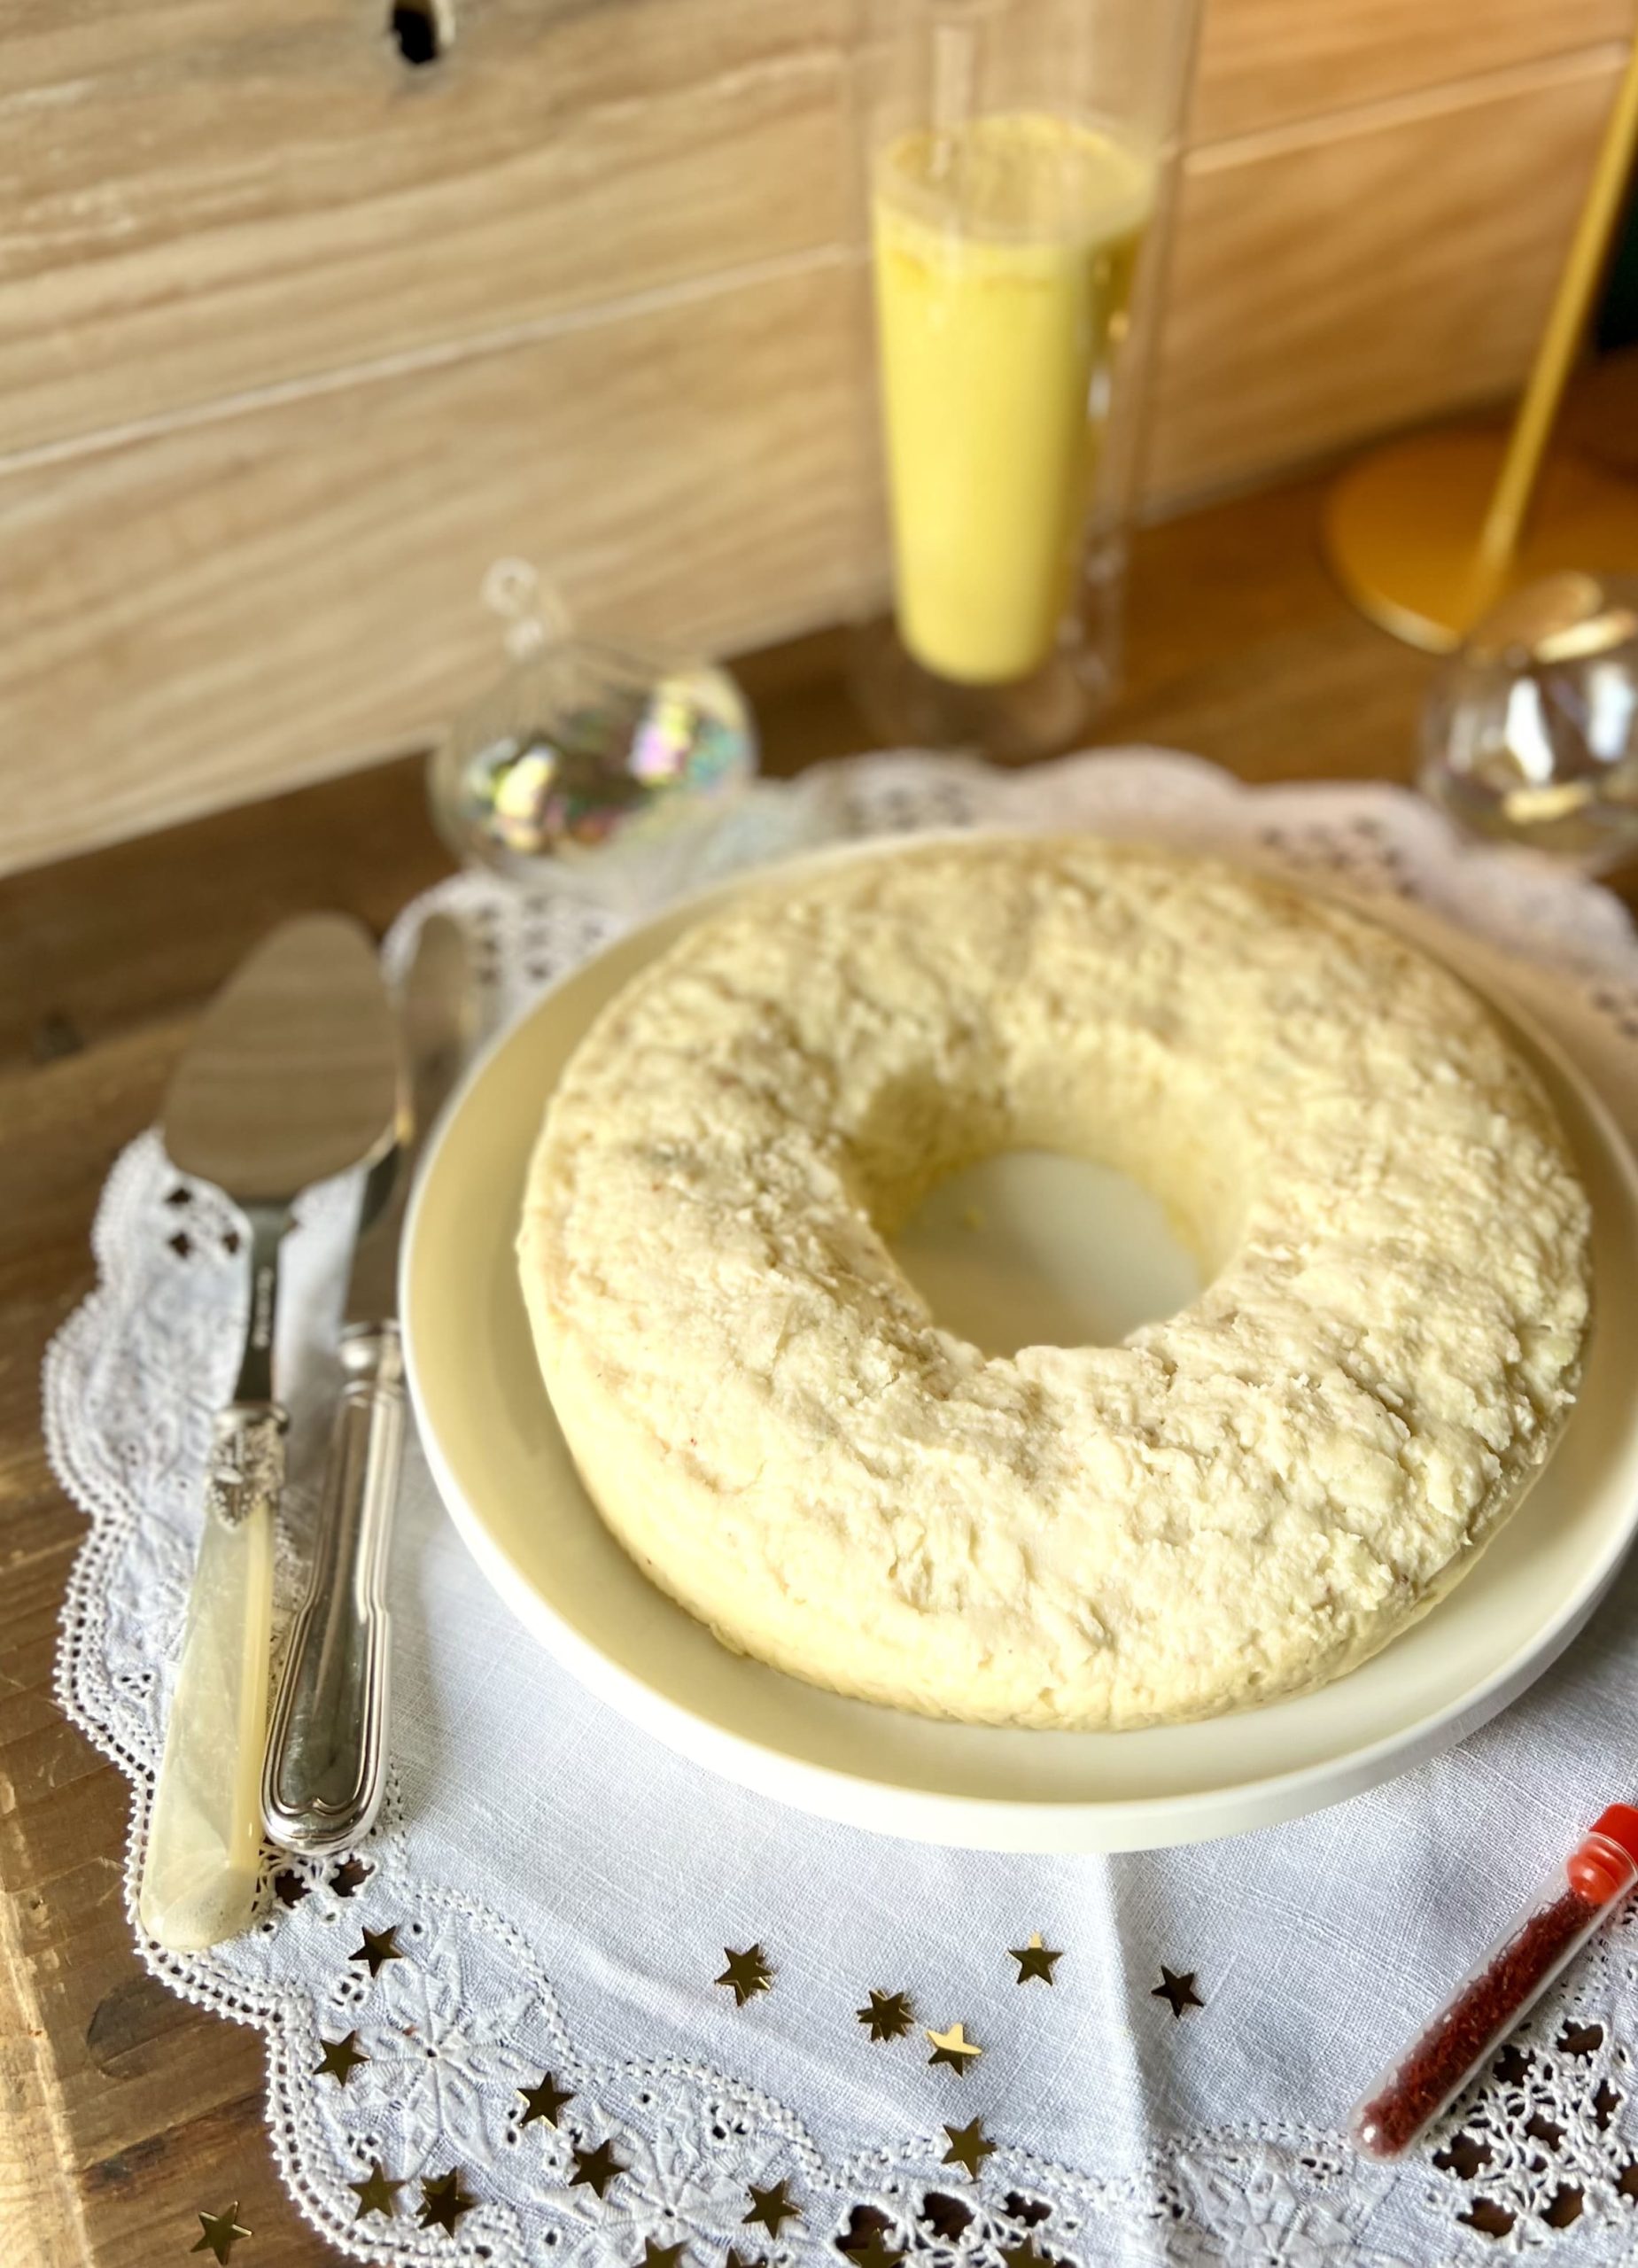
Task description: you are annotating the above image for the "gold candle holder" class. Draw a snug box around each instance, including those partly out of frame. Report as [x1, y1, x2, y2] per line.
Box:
[1324, 42, 1638, 653]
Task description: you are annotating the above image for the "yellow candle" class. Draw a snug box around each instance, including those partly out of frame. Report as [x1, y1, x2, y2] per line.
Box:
[873, 113, 1153, 686]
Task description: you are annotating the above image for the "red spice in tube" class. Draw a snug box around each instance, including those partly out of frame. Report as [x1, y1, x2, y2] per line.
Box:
[1351, 1804, 1638, 2159]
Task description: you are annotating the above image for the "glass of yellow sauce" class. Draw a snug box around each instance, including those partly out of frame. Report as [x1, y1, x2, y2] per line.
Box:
[853, 1, 1198, 759]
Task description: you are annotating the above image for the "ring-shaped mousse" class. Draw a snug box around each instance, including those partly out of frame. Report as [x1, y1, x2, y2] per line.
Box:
[520, 839, 1590, 1729]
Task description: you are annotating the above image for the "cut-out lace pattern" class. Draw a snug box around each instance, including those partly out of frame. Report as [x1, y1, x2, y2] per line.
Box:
[44, 750, 1638, 2266]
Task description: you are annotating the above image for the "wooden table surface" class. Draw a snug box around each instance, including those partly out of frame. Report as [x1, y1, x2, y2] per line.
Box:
[4, 377, 1636, 2265]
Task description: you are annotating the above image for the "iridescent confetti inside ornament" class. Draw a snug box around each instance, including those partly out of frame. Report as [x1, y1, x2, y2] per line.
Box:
[429, 560, 757, 907]
[1420, 571, 1638, 871]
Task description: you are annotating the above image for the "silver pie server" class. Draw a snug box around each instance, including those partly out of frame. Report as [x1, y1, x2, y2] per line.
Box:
[140, 916, 399, 1951]
[262, 913, 475, 1855]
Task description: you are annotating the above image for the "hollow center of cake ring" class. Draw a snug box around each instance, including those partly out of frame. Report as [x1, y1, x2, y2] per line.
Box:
[889, 1149, 1203, 1356]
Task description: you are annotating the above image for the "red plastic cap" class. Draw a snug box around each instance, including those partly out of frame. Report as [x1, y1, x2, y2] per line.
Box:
[1592, 1805, 1638, 1867]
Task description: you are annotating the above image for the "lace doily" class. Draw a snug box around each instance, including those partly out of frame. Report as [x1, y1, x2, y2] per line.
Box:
[45, 750, 1638, 2268]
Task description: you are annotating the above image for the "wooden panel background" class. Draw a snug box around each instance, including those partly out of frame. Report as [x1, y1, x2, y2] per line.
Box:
[1188, 0, 1632, 138]
[1151, 51, 1629, 499]
[0, 0, 849, 455]
[0, 0, 1632, 872]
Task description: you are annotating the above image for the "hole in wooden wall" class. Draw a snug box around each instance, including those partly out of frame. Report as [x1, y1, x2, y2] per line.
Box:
[390, 0, 450, 66]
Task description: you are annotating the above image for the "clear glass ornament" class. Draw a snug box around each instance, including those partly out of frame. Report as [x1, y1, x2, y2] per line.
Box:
[1420, 571, 1638, 873]
[429, 562, 757, 906]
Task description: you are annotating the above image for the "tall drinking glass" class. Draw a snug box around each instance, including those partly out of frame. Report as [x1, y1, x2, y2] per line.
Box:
[851, 0, 1199, 759]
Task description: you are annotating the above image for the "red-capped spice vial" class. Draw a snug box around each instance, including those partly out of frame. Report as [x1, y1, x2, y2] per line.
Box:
[1351, 1804, 1638, 2159]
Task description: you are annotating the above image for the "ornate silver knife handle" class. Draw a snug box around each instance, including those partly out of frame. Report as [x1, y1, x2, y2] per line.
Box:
[205, 1402, 288, 1528]
[261, 1325, 404, 1854]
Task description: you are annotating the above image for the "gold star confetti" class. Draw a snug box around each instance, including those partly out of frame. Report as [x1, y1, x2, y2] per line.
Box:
[942, 2118, 998, 2179]
[716, 1945, 774, 2006]
[725, 2252, 765, 2268]
[417, 2169, 477, 2233]
[926, 2022, 983, 2076]
[1152, 1967, 1203, 2018]
[857, 1988, 916, 2041]
[190, 2204, 252, 2262]
[571, 2138, 627, 2198]
[518, 2071, 575, 2128]
[640, 2242, 687, 2268]
[351, 1923, 404, 1977]
[1008, 1933, 1063, 1985]
[347, 2161, 403, 2220]
[314, 2030, 369, 2085]
[743, 2179, 802, 2234]
[840, 2235, 904, 2268]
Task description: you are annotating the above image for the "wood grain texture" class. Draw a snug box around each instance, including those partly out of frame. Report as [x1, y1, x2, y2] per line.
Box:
[0, 0, 848, 459]
[1191, 0, 1634, 143]
[7, 48, 1627, 875]
[0, 1825, 94, 2268]
[0, 2, 1634, 870]
[4, 0, 1625, 470]
[1146, 50, 1628, 503]
[0, 257, 865, 876]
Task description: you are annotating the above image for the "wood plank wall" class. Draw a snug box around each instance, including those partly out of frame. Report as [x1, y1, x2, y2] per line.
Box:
[1, 0, 1631, 874]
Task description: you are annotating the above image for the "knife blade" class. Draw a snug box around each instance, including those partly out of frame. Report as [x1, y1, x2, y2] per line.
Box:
[340, 913, 473, 1330]
[261, 913, 475, 1854]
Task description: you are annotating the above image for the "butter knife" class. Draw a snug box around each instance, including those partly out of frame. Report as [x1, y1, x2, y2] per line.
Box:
[262, 915, 474, 1854]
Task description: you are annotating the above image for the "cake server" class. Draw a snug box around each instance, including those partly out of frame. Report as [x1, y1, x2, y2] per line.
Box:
[262, 913, 474, 1855]
[140, 915, 400, 1952]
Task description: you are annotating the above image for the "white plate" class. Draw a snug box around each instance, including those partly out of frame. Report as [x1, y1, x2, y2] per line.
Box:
[402, 842, 1638, 1852]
